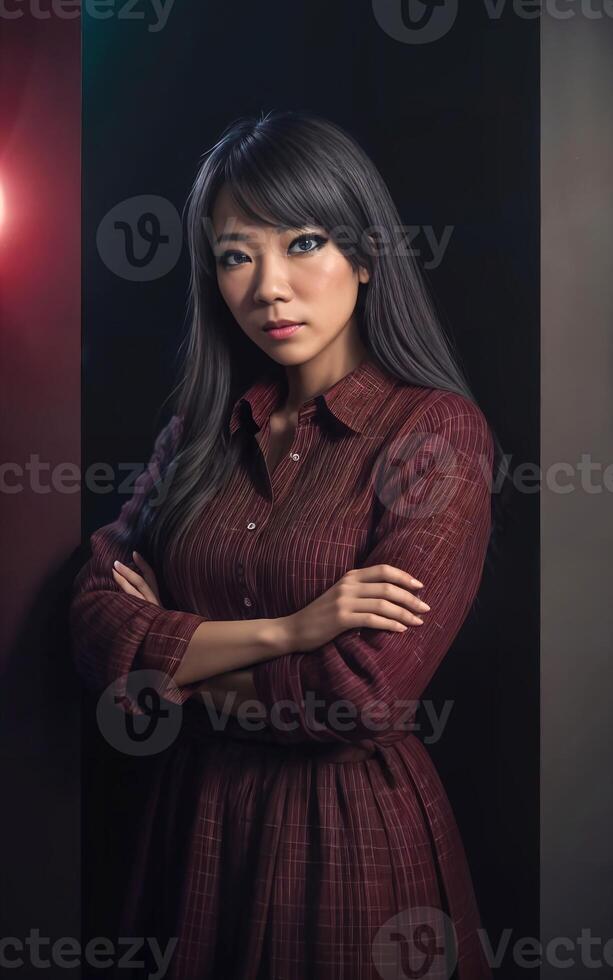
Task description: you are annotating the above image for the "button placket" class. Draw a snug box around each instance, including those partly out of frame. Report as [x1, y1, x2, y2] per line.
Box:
[237, 416, 306, 617]
[267, 428, 307, 502]
[238, 500, 271, 614]
[237, 554, 256, 614]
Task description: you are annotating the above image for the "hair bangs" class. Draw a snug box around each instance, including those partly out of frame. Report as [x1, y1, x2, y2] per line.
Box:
[221, 136, 350, 242]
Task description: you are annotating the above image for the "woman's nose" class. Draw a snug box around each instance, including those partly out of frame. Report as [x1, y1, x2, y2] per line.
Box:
[251, 256, 293, 305]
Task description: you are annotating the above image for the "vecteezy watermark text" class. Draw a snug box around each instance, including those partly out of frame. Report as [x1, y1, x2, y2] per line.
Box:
[5, 452, 613, 499]
[0, 930, 178, 978]
[0, 0, 175, 32]
[1, 457, 177, 507]
[97, 668, 455, 756]
[372, 0, 613, 47]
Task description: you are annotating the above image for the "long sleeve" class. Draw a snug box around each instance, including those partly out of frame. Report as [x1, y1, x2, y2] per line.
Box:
[69, 413, 207, 715]
[251, 399, 494, 747]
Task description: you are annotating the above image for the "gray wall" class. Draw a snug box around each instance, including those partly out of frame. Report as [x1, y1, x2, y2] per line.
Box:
[542, 9, 613, 977]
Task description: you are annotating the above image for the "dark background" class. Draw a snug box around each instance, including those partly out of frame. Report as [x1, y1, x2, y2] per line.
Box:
[0, 2, 540, 977]
[82, 2, 539, 973]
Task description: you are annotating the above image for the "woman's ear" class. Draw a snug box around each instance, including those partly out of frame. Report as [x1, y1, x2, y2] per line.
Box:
[359, 233, 377, 280]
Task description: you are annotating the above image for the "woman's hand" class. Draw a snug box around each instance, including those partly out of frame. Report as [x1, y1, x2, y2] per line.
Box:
[111, 551, 163, 607]
[281, 564, 431, 653]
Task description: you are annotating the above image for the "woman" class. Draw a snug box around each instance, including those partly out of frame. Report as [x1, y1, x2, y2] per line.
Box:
[70, 110, 504, 980]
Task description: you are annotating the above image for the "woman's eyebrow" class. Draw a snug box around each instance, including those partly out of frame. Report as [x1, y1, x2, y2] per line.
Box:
[215, 224, 313, 246]
[215, 231, 256, 245]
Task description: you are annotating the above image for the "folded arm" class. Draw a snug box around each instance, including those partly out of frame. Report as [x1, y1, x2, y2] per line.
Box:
[250, 398, 495, 747]
[69, 414, 208, 714]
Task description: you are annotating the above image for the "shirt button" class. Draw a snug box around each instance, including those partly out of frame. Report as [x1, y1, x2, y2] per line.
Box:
[247, 521, 256, 530]
[290, 452, 300, 461]
[243, 597, 253, 607]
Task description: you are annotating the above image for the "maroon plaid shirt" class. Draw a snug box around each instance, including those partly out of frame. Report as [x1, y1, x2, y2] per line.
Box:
[70, 356, 494, 979]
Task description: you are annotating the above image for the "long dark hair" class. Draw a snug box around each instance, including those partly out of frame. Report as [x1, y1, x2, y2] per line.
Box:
[134, 109, 511, 583]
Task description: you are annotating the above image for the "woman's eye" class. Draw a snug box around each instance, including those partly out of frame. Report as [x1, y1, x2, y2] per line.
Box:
[217, 234, 327, 268]
[217, 251, 248, 268]
[289, 234, 328, 255]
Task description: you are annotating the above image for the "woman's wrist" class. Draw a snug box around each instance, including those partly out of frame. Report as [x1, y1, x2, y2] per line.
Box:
[262, 615, 296, 658]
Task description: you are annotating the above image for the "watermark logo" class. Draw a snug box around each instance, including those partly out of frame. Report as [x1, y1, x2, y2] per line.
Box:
[373, 0, 459, 44]
[96, 194, 182, 281]
[373, 906, 458, 979]
[97, 669, 183, 755]
[373, 0, 613, 45]
[372, 428, 466, 522]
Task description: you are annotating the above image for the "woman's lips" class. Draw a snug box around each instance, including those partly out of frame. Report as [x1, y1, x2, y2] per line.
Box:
[263, 323, 304, 340]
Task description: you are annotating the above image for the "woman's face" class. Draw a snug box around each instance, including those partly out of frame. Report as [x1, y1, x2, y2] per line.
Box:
[210, 183, 370, 366]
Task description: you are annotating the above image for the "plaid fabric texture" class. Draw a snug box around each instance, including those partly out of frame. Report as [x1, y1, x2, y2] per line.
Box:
[70, 356, 494, 979]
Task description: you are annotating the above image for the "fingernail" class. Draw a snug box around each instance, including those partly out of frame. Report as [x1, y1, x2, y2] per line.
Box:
[413, 580, 424, 588]
[113, 560, 121, 568]
[133, 550, 139, 559]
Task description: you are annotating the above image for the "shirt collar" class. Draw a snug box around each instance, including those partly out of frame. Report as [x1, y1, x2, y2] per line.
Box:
[228, 356, 397, 436]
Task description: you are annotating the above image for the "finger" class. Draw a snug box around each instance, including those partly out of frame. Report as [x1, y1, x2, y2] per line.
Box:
[132, 550, 154, 579]
[356, 582, 430, 616]
[112, 567, 145, 600]
[132, 549, 152, 570]
[355, 564, 424, 590]
[353, 598, 425, 627]
[132, 551, 161, 600]
[113, 561, 157, 604]
[354, 613, 412, 632]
